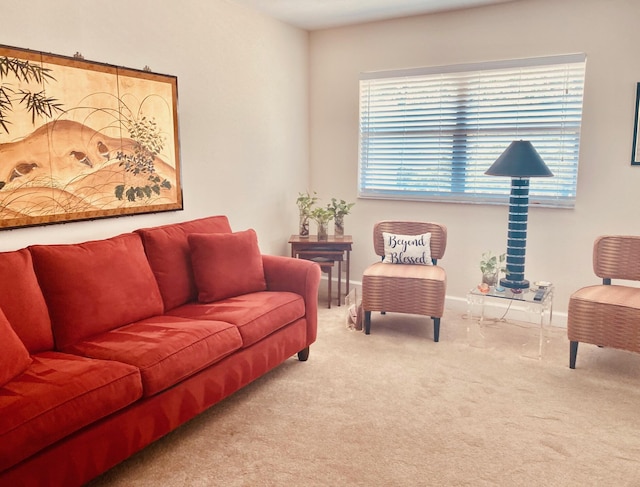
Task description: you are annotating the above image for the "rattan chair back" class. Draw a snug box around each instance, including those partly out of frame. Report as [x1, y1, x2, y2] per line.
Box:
[593, 235, 640, 281]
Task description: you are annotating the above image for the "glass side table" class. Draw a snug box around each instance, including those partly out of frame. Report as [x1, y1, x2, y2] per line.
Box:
[466, 284, 554, 359]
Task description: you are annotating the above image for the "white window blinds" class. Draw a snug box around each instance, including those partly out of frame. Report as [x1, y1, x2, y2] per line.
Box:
[358, 54, 586, 208]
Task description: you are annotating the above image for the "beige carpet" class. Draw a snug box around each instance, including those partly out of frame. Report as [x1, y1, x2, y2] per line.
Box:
[88, 304, 640, 486]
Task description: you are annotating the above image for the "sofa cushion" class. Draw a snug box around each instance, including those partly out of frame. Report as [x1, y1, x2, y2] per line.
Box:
[64, 316, 243, 397]
[167, 291, 305, 348]
[0, 308, 32, 387]
[0, 248, 53, 353]
[136, 215, 233, 311]
[29, 233, 165, 349]
[0, 351, 142, 472]
[188, 229, 267, 302]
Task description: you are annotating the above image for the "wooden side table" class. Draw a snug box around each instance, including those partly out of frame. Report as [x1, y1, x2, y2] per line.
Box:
[289, 235, 353, 308]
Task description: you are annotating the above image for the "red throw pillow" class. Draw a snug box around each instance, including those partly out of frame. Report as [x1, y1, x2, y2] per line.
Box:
[188, 229, 267, 302]
[0, 307, 32, 387]
[136, 216, 233, 310]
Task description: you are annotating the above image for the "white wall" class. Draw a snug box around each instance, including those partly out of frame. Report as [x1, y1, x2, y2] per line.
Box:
[309, 0, 640, 317]
[0, 0, 309, 256]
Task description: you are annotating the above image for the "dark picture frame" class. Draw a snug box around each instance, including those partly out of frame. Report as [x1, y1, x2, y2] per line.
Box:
[0, 44, 183, 229]
[632, 83, 640, 165]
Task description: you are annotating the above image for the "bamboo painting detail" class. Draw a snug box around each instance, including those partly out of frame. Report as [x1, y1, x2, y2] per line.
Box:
[0, 44, 182, 229]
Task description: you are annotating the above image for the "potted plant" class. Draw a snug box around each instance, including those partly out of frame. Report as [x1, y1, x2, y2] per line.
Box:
[309, 206, 334, 240]
[327, 198, 355, 236]
[480, 251, 506, 287]
[296, 191, 317, 237]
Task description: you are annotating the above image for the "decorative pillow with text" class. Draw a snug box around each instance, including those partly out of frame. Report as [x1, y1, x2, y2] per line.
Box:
[382, 232, 432, 265]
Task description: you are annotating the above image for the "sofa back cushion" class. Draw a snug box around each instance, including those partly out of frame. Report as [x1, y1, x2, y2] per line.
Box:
[0, 307, 32, 387]
[188, 229, 267, 302]
[136, 215, 232, 311]
[30, 233, 164, 350]
[0, 248, 54, 353]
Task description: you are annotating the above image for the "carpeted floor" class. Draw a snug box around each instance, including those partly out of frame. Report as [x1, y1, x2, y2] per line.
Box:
[87, 303, 640, 486]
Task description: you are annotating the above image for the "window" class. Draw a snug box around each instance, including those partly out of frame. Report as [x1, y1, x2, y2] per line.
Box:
[358, 54, 586, 208]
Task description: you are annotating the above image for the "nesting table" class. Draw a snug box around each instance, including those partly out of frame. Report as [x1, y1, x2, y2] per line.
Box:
[289, 235, 352, 308]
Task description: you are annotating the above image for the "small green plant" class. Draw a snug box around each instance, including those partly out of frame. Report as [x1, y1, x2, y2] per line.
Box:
[327, 197, 355, 236]
[309, 206, 334, 224]
[480, 251, 506, 275]
[480, 251, 507, 286]
[296, 191, 318, 237]
[296, 191, 318, 216]
[309, 206, 333, 239]
[327, 198, 355, 218]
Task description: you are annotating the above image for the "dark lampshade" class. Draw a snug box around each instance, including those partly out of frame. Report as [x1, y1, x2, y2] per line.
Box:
[485, 140, 553, 178]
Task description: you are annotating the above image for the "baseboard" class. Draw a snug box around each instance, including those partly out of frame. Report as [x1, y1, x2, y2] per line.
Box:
[321, 277, 568, 328]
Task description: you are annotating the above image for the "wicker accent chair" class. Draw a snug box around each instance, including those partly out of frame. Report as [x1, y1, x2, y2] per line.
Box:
[362, 221, 447, 341]
[568, 235, 640, 369]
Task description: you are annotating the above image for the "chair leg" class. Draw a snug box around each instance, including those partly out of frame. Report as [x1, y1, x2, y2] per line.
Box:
[364, 311, 371, 334]
[433, 317, 440, 342]
[569, 341, 579, 369]
[297, 346, 310, 361]
[327, 266, 332, 309]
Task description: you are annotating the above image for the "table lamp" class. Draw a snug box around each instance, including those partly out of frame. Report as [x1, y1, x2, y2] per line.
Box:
[485, 140, 553, 290]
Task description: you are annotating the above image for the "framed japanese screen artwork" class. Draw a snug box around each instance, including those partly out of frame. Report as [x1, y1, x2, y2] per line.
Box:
[0, 44, 182, 229]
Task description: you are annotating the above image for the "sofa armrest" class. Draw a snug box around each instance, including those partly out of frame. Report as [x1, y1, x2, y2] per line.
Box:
[262, 255, 321, 346]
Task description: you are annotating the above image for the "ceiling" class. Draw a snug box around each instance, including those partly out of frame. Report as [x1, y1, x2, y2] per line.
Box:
[230, 0, 517, 30]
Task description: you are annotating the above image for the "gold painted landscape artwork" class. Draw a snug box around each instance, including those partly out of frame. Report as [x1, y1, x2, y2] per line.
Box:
[0, 45, 182, 229]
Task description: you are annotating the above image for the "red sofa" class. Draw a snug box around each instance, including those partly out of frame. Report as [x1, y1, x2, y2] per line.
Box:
[0, 216, 321, 487]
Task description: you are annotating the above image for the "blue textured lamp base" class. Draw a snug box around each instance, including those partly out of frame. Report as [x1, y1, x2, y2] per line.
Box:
[502, 177, 530, 292]
[500, 277, 530, 290]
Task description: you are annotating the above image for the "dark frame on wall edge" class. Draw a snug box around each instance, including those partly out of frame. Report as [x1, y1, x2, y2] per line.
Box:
[632, 83, 640, 165]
